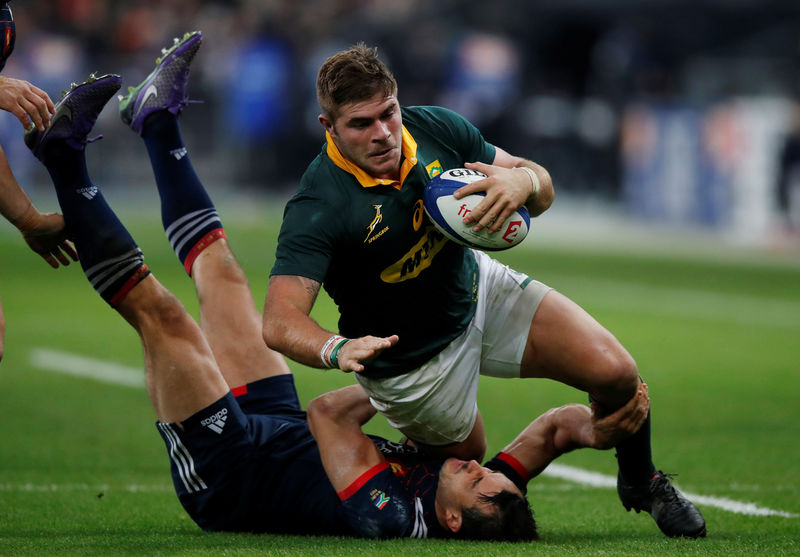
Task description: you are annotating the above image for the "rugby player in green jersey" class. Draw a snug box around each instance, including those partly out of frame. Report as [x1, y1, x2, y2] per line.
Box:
[264, 43, 706, 538]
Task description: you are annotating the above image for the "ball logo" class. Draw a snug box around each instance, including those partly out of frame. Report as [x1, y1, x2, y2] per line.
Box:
[446, 168, 487, 179]
[424, 167, 530, 251]
[502, 220, 523, 243]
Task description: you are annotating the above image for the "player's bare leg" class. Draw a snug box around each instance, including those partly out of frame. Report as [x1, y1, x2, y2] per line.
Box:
[119, 31, 290, 388]
[190, 240, 291, 386]
[520, 289, 706, 538]
[25, 71, 229, 424]
[116, 274, 228, 423]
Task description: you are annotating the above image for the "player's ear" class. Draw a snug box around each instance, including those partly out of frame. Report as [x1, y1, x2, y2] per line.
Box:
[445, 508, 462, 533]
[319, 113, 334, 134]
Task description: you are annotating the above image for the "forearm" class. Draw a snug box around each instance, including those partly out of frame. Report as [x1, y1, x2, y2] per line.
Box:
[308, 385, 382, 492]
[263, 310, 337, 368]
[309, 385, 377, 429]
[262, 275, 337, 369]
[513, 160, 554, 218]
[503, 404, 594, 479]
[0, 145, 37, 230]
[503, 388, 649, 481]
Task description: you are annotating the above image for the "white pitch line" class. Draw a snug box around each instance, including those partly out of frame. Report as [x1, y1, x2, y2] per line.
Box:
[0, 483, 172, 493]
[30, 347, 144, 388]
[543, 463, 798, 518]
[29, 348, 798, 519]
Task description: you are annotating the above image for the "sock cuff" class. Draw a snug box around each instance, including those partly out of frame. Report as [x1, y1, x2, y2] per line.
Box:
[184, 228, 226, 275]
[109, 264, 151, 307]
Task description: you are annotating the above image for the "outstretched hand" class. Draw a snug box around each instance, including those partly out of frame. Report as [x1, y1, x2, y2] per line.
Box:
[0, 76, 56, 132]
[19, 211, 78, 268]
[452, 161, 532, 234]
[337, 334, 399, 373]
[590, 383, 650, 449]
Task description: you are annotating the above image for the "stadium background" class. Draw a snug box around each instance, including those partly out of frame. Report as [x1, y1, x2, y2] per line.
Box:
[2, 0, 800, 247]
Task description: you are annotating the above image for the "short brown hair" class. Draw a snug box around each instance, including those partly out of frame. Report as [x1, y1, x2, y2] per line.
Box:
[316, 43, 398, 122]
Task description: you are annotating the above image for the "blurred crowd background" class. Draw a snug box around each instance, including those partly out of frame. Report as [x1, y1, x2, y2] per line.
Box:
[4, 0, 800, 245]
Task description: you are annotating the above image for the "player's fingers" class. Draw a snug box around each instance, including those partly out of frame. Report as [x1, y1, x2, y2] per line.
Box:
[52, 249, 71, 267]
[30, 84, 56, 114]
[463, 191, 499, 225]
[19, 98, 46, 131]
[486, 206, 518, 234]
[464, 161, 491, 173]
[39, 252, 59, 269]
[8, 103, 32, 129]
[61, 241, 79, 261]
[453, 176, 493, 200]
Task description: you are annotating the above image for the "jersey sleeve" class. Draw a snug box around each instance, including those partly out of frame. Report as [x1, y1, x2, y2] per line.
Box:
[338, 462, 419, 539]
[415, 106, 496, 164]
[270, 192, 337, 282]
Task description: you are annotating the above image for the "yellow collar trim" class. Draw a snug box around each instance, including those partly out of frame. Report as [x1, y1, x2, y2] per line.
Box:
[325, 126, 418, 189]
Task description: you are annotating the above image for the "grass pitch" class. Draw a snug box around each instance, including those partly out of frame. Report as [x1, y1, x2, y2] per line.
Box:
[1, 191, 798, 556]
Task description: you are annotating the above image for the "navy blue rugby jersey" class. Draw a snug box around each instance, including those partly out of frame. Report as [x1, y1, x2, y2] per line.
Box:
[338, 437, 448, 538]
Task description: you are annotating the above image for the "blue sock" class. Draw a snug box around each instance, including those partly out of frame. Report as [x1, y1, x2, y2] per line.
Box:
[43, 147, 150, 307]
[142, 112, 224, 275]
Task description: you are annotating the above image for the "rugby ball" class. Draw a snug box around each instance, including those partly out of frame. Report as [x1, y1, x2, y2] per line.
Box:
[423, 168, 530, 251]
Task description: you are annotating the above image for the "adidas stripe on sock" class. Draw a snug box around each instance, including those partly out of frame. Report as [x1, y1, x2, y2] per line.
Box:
[165, 208, 225, 274]
[84, 249, 151, 307]
[44, 152, 151, 307]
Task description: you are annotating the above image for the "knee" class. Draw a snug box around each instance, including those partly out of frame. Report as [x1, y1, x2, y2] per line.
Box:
[589, 345, 639, 401]
[136, 289, 194, 335]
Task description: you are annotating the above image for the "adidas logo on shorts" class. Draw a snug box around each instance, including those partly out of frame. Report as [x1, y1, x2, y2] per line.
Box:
[200, 408, 228, 434]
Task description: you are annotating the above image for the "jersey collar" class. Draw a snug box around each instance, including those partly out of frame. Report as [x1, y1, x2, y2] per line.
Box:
[325, 126, 419, 190]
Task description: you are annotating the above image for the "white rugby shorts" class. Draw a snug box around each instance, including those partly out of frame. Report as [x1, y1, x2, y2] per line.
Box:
[355, 249, 552, 446]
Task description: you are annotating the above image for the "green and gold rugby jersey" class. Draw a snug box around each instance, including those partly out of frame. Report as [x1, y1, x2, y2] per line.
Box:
[272, 106, 496, 378]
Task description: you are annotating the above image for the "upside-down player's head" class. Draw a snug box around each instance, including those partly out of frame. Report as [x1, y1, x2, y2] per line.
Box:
[436, 458, 538, 542]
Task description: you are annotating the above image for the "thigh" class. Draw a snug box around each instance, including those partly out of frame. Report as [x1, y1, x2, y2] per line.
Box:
[521, 289, 637, 394]
[476, 252, 551, 378]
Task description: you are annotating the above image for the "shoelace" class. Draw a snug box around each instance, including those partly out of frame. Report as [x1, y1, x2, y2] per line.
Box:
[652, 472, 681, 503]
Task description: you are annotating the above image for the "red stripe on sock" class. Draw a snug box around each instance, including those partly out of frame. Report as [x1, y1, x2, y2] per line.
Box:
[110, 264, 151, 307]
[184, 228, 226, 275]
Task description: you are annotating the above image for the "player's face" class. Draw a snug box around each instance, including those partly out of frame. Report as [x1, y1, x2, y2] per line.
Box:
[437, 458, 521, 513]
[323, 94, 403, 180]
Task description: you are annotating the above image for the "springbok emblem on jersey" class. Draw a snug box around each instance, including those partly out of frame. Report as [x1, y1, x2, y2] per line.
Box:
[365, 204, 384, 242]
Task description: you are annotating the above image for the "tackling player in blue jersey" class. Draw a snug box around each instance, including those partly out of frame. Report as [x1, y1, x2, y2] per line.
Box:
[26, 32, 650, 541]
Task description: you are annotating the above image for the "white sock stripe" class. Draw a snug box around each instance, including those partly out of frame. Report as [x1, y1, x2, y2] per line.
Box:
[171, 214, 222, 256]
[158, 423, 207, 493]
[92, 259, 144, 295]
[164, 208, 217, 242]
[84, 248, 143, 280]
[88, 253, 144, 290]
